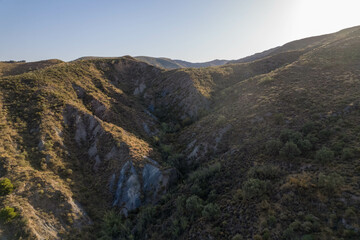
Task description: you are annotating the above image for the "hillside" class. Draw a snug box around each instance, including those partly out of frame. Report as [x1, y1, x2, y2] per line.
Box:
[0, 25, 360, 240]
[0, 59, 63, 77]
[228, 26, 360, 64]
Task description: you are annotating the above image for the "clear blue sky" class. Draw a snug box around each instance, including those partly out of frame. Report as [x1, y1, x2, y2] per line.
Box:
[0, 0, 359, 62]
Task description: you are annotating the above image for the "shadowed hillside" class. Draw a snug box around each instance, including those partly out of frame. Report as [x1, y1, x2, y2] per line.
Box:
[0, 26, 360, 239]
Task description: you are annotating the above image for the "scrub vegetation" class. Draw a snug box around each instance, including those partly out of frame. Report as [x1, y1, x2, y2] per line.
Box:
[0, 26, 360, 239]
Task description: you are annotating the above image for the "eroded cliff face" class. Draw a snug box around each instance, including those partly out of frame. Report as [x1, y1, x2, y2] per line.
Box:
[63, 104, 177, 216]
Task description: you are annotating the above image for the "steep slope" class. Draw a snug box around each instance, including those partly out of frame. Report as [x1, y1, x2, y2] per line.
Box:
[142, 25, 360, 239]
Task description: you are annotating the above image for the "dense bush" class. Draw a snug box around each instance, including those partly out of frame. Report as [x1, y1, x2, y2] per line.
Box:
[315, 147, 334, 164]
[99, 211, 132, 240]
[297, 139, 313, 152]
[280, 129, 302, 144]
[0, 207, 17, 223]
[265, 139, 282, 156]
[185, 195, 203, 219]
[274, 113, 284, 125]
[305, 133, 319, 145]
[231, 234, 244, 240]
[242, 178, 268, 200]
[175, 195, 186, 214]
[0, 178, 14, 196]
[201, 203, 220, 220]
[342, 148, 354, 160]
[188, 162, 221, 183]
[331, 140, 345, 154]
[280, 141, 301, 159]
[247, 165, 281, 180]
[168, 153, 186, 173]
[171, 216, 189, 237]
[301, 121, 317, 135]
[134, 206, 156, 237]
[160, 144, 172, 159]
[267, 215, 277, 228]
[317, 129, 331, 141]
[318, 172, 344, 193]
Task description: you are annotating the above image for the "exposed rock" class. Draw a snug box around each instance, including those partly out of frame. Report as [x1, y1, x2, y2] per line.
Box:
[113, 161, 141, 216]
[88, 142, 97, 158]
[142, 164, 163, 201]
[74, 115, 86, 144]
[38, 139, 45, 151]
[134, 83, 146, 95]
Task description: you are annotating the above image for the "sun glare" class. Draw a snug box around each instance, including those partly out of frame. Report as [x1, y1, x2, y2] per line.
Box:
[290, 0, 360, 38]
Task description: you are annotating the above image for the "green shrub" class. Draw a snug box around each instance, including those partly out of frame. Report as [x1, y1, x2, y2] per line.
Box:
[248, 165, 281, 180]
[301, 221, 313, 232]
[289, 220, 301, 231]
[267, 215, 277, 228]
[342, 148, 354, 160]
[344, 207, 357, 222]
[301, 234, 314, 240]
[253, 234, 262, 240]
[265, 140, 282, 156]
[242, 178, 268, 200]
[315, 147, 334, 164]
[262, 228, 271, 240]
[318, 172, 344, 193]
[274, 113, 284, 125]
[280, 141, 301, 159]
[181, 117, 193, 126]
[171, 216, 188, 237]
[168, 153, 185, 172]
[175, 195, 186, 214]
[283, 227, 295, 239]
[190, 183, 203, 196]
[160, 144, 172, 158]
[317, 129, 331, 141]
[280, 129, 302, 144]
[331, 140, 345, 154]
[134, 206, 156, 237]
[0, 207, 17, 223]
[185, 195, 203, 219]
[188, 162, 221, 183]
[201, 203, 220, 220]
[99, 210, 131, 240]
[231, 234, 243, 240]
[301, 121, 317, 135]
[0, 178, 14, 196]
[305, 133, 319, 145]
[297, 139, 313, 153]
[304, 214, 320, 231]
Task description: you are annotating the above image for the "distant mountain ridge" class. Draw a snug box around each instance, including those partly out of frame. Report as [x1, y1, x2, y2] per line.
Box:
[75, 56, 229, 69]
[135, 56, 229, 69]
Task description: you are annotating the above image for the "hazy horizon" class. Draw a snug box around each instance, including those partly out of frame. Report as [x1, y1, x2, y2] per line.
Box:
[1, 0, 359, 62]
